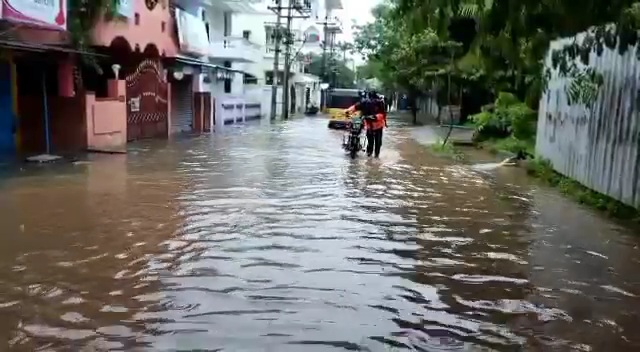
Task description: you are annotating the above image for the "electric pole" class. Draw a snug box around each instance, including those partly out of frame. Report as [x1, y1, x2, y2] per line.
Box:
[320, 18, 328, 84]
[282, 4, 294, 120]
[330, 34, 336, 88]
[281, 0, 311, 120]
[317, 14, 339, 110]
[268, 0, 283, 120]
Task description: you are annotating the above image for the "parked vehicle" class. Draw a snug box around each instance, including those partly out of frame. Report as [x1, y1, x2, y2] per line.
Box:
[328, 89, 362, 130]
[305, 105, 319, 115]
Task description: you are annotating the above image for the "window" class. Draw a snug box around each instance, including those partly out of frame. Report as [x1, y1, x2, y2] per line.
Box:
[265, 26, 275, 46]
[202, 9, 210, 40]
[265, 71, 283, 86]
[244, 75, 258, 85]
[242, 30, 251, 40]
[223, 12, 231, 36]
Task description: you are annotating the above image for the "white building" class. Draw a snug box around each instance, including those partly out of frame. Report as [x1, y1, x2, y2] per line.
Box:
[171, 0, 264, 130]
[233, 0, 343, 116]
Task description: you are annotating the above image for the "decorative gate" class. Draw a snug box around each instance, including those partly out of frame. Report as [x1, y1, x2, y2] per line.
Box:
[125, 60, 168, 141]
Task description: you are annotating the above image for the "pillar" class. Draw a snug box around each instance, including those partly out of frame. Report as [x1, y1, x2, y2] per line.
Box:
[57, 56, 75, 97]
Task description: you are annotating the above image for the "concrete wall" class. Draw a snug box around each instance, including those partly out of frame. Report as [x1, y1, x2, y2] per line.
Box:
[537, 30, 640, 208]
[416, 95, 440, 123]
[92, 0, 177, 56]
[86, 80, 127, 152]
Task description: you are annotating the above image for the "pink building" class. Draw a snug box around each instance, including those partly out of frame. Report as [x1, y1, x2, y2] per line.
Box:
[0, 0, 86, 156]
[92, 0, 177, 57]
[86, 0, 179, 147]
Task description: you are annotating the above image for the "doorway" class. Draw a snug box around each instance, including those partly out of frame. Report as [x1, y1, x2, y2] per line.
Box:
[290, 85, 296, 114]
[0, 61, 15, 155]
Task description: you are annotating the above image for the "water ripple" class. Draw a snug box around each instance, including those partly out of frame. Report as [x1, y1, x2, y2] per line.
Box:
[1, 118, 640, 350]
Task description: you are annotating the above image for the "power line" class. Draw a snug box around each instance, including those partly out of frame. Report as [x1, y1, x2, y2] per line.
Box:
[282, 0, 311, 120]
[268, 0, 312, 120]
[267, 0, 283, 121]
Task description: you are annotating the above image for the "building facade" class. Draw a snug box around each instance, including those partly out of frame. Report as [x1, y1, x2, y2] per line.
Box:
[169, 0, 263, 129]
[0, 0, 86, 156]
[89, 0, 178, 145]
[0, 0, 341, 160]
[232, 0, 342, 116]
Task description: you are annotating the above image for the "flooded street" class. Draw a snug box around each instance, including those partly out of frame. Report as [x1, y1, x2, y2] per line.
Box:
[2, 116, 640, 351]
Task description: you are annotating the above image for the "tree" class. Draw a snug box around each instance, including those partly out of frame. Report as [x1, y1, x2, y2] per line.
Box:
[392, 0, 640, 107]
[336, 42, 354, 63]
[306, 53, 356, 88]
[353, 3, 463, 124]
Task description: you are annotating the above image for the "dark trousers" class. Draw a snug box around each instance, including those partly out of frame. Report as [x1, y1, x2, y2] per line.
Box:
[366, 128, 383, 157]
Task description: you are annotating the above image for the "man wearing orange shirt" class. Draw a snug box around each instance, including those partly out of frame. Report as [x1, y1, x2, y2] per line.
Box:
[346, 90, 387, 158]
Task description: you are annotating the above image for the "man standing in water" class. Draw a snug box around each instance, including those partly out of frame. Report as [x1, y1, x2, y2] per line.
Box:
[346, 90, 387, 158]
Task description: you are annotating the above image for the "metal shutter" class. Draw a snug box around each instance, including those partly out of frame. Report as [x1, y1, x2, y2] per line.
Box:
[171, 79, 193, 133]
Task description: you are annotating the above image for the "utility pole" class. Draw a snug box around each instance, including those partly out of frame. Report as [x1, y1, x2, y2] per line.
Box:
[281, 0, 311, 120]
[329, 30, 337, 88]
[268, 0, 283, 120]
[317, 14, 339, 110]
[282, 4, 294, 120]
[320, 18, 328, 84]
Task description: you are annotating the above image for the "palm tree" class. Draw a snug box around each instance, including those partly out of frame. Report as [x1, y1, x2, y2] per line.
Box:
[336, 41, 354, 64]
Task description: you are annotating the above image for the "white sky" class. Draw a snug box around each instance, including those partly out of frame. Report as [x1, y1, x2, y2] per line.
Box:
[335, 0, 380, 42]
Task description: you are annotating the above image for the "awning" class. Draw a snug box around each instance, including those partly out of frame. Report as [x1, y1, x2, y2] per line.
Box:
[169, 55, 247, 74]
[215, 0, 261, 14]
[0, 39, 106, 56]
[0, 21, 105, 57]
[0, 30, 105, 56]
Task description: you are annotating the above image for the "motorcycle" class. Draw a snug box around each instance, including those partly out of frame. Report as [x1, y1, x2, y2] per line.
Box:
[342, 114, 374, 159]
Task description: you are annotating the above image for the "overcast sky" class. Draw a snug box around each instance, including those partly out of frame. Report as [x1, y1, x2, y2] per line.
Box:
[334, 0, 381, 64]
[335, 0, 380, 42]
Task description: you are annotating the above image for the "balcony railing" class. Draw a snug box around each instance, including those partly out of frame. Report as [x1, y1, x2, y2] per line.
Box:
[209, 35, 261, 63]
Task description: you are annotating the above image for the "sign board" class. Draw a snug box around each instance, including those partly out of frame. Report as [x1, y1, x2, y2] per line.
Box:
[175, 8, 209, 57]
[116, 0, 133, 19]
[304, 26, 320, 44]
[1, 0, 67, 30]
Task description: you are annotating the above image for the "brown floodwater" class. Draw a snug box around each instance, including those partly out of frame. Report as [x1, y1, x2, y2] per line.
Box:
[1, 117, 639, 351]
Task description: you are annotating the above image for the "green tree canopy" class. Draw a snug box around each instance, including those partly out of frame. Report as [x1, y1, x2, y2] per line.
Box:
[355, 0, 640, 109]
[305, 53, 356, 88]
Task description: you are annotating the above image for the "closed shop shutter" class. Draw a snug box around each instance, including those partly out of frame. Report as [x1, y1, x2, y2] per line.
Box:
[171, 78, 193, 133]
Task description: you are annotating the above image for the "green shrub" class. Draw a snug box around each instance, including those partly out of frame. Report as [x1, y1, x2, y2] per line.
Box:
[495, 92, 520, 107]
[470, 92, 537, 141]
[492, 136, 535, 155]
[429, 139, 465, 161]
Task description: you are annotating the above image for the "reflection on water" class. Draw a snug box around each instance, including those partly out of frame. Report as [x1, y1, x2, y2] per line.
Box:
[1, 118, 639, 351]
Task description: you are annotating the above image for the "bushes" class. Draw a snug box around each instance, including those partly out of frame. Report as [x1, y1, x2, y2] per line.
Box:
[470, 92, 537, 140]
[470, 92, 537, 155]
[429, 139, 466, 161]
[484, 136, 535, 156]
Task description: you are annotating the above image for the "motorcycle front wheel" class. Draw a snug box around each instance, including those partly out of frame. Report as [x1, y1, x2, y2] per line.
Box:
[349, 137, 359, 159]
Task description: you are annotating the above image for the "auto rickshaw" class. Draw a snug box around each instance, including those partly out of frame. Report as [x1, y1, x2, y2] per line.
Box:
[326, 88, 362, 129]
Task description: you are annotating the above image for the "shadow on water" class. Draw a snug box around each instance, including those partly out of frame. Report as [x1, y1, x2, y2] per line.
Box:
[0, 116, 639, 350]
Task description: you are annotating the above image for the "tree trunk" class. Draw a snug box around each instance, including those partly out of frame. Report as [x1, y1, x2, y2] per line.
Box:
[409, 90, 418, 125]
